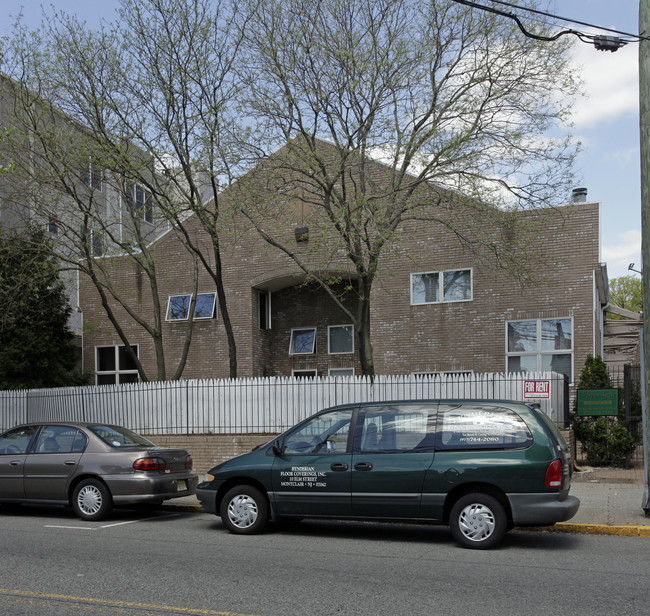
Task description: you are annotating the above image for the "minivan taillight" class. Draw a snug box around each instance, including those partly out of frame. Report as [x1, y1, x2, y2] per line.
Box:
[133, 457, 167, 472]
[545, 459, 563, 488]
[185, 455, 193, 470]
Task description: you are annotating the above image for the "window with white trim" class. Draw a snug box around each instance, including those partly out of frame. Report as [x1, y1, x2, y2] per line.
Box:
[289, 328, 316, 355]
[96, 345, 139, 385]
[329, 368, 354, 377]
[126, 183, 153, 224]
[81, 158, 103, 191]
[411, 269, 472, 305]
[413, 371, 473, 378]
[166, 293, 217, 321]
[328, 325, 354, 354]
[92, 230, 105, 256]
[506, 318, 573, 382]
[292, 369, 317, 378]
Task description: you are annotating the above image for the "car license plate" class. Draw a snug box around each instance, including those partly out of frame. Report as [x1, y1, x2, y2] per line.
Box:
[177, 480, 187, 491]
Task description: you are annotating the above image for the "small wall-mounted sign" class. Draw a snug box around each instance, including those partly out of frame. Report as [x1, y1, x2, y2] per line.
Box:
[576, 389, 619, 416]
[523, 380, 550, 399]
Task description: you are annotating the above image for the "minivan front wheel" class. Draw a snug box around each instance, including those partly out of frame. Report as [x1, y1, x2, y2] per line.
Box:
[450, 493, 507, 549]
[220, 485, 269, 535]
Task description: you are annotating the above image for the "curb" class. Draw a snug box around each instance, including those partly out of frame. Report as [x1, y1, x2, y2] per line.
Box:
[163, 503, 203, 513]
[548, 522, 650, 538]
[163, 503, 650, 538]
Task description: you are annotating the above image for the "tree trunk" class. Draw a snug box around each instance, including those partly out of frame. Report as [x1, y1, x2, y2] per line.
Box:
[356, 280, 375, 378]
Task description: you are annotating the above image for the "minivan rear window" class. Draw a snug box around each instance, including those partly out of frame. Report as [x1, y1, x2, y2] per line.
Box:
[529, 405, 568, 449]
[436, 405, 533, 450]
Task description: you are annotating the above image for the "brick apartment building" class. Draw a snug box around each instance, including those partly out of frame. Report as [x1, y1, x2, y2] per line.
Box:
[0, 72, 164, 340]
[79, 148, 608, 386]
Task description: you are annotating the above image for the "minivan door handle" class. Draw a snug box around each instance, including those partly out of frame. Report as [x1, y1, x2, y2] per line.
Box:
[354, 462, 373, 471]
[330, 462, 349, 472]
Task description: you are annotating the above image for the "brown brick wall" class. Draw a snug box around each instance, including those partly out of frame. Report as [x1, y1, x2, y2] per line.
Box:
[370, 203, 600, 378]
[80, 163, 602, 386]
[145, 433, 278, 475]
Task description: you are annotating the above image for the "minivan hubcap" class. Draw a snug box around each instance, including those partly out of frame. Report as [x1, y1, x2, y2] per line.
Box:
[458, 503, 496, 541]
[227, 494, 258, 528]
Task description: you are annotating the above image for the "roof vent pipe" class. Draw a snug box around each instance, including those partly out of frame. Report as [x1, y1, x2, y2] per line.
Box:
[572, 187, 588, 203]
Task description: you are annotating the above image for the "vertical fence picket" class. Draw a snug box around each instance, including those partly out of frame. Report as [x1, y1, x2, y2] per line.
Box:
[0, 372, 566, 433]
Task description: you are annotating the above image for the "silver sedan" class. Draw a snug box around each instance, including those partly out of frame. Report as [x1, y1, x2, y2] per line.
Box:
[0, 422, 198, 520]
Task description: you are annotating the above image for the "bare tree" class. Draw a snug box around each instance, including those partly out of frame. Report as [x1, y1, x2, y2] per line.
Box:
[0, 71, 205, 381]
[1, 0, 251, 378]
[235, 0, 581, 376]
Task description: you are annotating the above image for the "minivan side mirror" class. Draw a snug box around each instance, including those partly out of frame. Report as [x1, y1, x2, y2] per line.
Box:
[271, 439, 283, 456]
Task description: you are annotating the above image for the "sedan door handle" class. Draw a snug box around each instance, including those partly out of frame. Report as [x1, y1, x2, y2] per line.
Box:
[354, 462, 373, 471]
[330, 462, 349, 472]
[9, 461, 21, 466]
[64, 460, 77, 466]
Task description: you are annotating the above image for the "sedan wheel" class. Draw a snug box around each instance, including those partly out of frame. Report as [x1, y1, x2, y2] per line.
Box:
[220, 486, 268, 535]
[450, 493, 506, 549]
[72, 479, 113, 521]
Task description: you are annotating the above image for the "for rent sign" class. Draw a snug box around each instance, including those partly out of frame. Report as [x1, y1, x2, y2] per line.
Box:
[523, 380, 550, 399]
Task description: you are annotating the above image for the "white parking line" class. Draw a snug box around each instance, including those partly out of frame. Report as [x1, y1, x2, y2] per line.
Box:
[44, 525, 95, 531]
[44, 512, 180, 531]
[98, 519, 144, 528]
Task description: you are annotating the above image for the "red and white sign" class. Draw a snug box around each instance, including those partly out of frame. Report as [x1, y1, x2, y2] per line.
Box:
[523, 380, 550, 399]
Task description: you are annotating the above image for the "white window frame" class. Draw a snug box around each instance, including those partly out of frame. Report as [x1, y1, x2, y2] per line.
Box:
[289, 327, 317, 355]
[328, 324, 354, 354]
[412, 371, 473, 378]
[292, 369, 317, 378]
[126, 183, 154, 224]
[506, 317, 574, 382]
[410, 268, 473, 305]
[47, 217, 59, 235]
[90, 229, 104, 257]
[166, 293, 217, 322]
[82, 157, 103, 192]
[95, 344, 139, 385]
[329, 368, 355, 377]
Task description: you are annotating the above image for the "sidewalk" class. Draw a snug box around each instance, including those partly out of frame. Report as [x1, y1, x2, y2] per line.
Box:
[163, 467, 650, 538]
[556, 466, 650, 536]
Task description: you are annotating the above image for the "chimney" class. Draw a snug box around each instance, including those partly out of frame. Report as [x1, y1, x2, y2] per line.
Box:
[572, 187, 588, 203]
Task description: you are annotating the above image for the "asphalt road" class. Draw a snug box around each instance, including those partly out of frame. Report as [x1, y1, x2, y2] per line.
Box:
[1, 504, 648, 616]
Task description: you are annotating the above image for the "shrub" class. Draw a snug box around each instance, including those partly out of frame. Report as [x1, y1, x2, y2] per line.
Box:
[571, 354, 637, 467]
[571, 415, 638, 468]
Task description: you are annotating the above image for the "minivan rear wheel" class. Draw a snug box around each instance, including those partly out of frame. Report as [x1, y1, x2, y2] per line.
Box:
[450, 493, 507, 549]
[220, 485, 269, 535]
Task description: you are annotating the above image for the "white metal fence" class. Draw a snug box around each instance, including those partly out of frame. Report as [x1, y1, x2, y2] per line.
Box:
[0, 372, 568, 434]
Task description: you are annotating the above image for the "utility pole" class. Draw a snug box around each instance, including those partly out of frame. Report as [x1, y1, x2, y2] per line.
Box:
[640, 0, 650, 513]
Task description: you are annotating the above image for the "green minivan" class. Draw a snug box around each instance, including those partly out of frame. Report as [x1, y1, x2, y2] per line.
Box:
[196, 400, 579, 548]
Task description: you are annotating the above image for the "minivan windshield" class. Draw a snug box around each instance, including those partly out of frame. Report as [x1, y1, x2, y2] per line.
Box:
[88, 425, 156, 448]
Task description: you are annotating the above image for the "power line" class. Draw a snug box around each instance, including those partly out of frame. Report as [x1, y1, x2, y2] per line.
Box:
[451, 0, 648, 51]
[483, 0, 645, 39]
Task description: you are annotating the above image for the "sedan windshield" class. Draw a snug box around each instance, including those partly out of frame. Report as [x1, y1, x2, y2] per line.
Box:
[88, 425, 156, 448]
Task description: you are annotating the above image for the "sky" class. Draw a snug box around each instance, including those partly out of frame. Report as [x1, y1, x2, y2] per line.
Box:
[1, 1, 644, 281]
